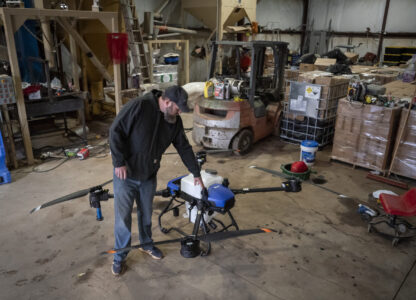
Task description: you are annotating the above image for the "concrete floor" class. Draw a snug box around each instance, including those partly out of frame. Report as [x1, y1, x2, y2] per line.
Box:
[1, 112, 416, 300]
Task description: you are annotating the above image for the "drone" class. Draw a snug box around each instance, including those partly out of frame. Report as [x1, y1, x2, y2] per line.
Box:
[30, 151, 302, 258]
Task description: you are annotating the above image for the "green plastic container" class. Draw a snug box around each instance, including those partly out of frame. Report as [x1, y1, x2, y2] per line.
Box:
[280, 163, 311, 181]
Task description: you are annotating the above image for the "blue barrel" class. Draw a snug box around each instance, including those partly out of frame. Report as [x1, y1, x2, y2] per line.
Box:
[0, 131, 11, 184]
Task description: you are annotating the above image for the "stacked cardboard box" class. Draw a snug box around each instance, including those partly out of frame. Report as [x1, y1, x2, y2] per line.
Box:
[299, 63, 315, 72]
[314, 58, 336, 71]
[390, 109, 416, 179]
[284, 69, 300, 82]
[331, 99, 402, 171]
[383, 80, 416, 98]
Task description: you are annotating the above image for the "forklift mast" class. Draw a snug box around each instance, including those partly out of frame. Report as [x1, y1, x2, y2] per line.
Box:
[208, 41, 288, 107]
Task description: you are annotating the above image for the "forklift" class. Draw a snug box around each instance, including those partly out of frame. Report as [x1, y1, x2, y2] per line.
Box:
[192, 41, 288, 154]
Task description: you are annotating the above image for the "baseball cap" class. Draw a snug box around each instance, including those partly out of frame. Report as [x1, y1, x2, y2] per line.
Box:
[164, 85, 190, 113]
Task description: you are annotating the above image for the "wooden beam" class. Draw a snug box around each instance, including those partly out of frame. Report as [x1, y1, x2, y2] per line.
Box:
[111, 15, 122, 114]
[0, 7, 117, 20]
[81, 52, 91, 120]
[1, 104, 18, 169]
[34, 0, 55, 69]
[1, 12, 34, 164]
[69, 36, 80, 91]
[55, 17, 112, 82]
[147, 42, 154, 83]
[184, 40, 189, 84]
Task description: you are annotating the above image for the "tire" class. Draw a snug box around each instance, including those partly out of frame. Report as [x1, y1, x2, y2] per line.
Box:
[392, 238, 399, 247]
[232, 129, 253, 155]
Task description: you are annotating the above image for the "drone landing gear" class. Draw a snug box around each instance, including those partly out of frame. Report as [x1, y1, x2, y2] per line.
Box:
[158, 195, 239, 258]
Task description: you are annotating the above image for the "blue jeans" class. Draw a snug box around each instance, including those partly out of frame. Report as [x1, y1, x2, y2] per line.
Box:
[113, 172, 157, 263]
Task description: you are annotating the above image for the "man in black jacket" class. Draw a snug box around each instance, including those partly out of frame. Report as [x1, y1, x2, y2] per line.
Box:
[109, 86, 204, 275]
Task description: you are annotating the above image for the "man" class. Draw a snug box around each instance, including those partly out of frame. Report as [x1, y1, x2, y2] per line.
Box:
[109, 86, 204, 276]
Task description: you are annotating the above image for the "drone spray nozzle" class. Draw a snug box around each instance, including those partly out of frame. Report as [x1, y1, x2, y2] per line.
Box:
[89, 186, 113, 221]
[282, 179, 302, 193]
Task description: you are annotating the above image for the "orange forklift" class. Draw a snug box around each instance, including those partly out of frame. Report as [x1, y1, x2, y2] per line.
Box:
[192, 41, 288, 154]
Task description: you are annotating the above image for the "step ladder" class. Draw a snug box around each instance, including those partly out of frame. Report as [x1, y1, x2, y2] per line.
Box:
[120, 0, 151, 84]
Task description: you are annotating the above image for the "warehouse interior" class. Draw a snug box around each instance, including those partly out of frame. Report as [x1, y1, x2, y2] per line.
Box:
[1, 0, 416, 299]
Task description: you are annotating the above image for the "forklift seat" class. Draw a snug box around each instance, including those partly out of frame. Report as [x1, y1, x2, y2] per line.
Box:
[253, 100, 266, 118]
[379, 189, 416, 217]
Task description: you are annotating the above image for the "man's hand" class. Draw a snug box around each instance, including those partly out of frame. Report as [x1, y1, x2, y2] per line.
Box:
[194, 176, 205, 189]
[115, 166, 127, 180]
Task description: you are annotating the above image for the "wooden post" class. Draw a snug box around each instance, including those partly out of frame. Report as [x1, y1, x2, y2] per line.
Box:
[2, 12, 34, 164]
[1, 104, 18, 169]
[81, 52, 91, 120]
[34, 0, 55, 69]
[111, 15, 122, 114]
[185, 39, 189, 84]
[148, 41, 154, 83]
[69, 36, 80, 91]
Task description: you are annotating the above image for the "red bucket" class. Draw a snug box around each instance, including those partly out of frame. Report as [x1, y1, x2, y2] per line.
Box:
[106, 33, 128, 64]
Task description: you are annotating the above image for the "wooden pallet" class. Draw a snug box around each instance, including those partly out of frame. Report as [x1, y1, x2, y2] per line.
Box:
[330, 157, 387, 176]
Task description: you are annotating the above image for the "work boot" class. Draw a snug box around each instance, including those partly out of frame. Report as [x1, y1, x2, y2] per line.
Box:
[111, 261, 123, 276]
[139, 246, 163, 260]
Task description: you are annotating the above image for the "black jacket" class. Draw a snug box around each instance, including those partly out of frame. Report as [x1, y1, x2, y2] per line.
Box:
[109, 90, 201, 181]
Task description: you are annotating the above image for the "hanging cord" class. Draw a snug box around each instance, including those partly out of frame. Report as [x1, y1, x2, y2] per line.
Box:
[32, 157, 70, 173]
[22, 21, 67, 53]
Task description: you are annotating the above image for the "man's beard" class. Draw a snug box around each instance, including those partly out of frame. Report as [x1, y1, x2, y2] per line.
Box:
[164, 105, 177, 124]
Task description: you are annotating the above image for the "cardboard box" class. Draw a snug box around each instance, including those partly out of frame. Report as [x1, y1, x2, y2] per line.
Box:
[383, 80, 416, 98]
[284, 69, 300, 81]
[299, 63, 316, 72]
[390, 109, 416, 179]
[314, 58, 336, 71]
[344, 52, 359, 63]
[298, 71, 332, 83]
[331, 98, 402, 171]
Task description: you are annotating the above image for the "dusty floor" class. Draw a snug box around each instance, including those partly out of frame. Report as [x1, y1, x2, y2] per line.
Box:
[1, 112, 416, 300]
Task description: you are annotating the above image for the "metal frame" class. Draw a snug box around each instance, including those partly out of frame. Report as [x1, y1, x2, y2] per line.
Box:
[147, 39, 189, 86]
[208, 40, 288, 106]
[0, 8, 121, 165]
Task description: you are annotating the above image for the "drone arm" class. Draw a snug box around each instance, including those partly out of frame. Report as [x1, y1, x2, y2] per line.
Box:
[231, 180, 301, 194]
[231, 187, 286, 194]
[155, 189, 171, 197]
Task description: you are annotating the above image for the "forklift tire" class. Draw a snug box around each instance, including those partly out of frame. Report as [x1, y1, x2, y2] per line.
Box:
[232, 129, 253, 155]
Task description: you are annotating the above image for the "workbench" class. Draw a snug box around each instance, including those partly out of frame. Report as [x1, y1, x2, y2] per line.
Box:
[25, 94, 87, 142]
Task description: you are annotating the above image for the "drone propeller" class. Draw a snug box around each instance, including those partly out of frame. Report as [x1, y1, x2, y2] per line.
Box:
[29, 179, 113, 214]
[102, 228, 276, 255]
